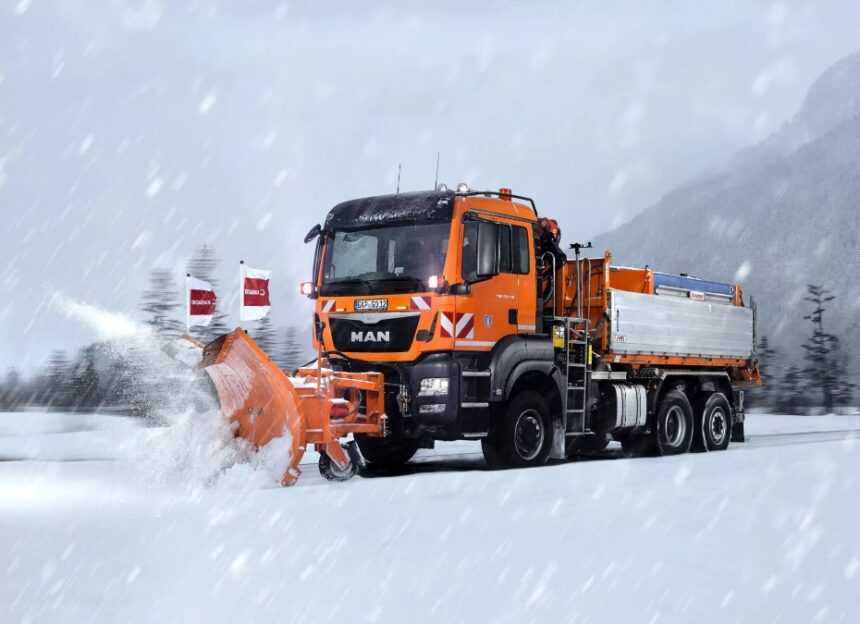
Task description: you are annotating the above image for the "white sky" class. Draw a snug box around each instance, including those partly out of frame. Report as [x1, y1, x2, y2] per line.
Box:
[2, 0, 860, 371]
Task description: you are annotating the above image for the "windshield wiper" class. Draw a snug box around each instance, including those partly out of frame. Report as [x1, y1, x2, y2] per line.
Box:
[323, 278, 373, 293]
[376, 275, 425, 285]
[322, 274, 429, 295]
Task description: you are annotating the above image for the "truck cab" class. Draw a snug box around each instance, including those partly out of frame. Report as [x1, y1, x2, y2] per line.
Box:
[304, 188, 551, 465]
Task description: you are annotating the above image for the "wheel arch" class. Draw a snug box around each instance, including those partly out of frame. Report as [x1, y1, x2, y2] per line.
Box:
[506, 365, 564, 420]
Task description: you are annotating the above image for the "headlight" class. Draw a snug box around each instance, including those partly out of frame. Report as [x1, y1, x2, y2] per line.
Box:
[418, 377, 449, 396]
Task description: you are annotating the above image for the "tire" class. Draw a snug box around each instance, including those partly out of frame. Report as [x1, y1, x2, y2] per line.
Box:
[654, 389, 694, 455]
[481, 437, 504, 468]
[318, 451, 357, 481]
[694, 392, 731, 451]
[354, 434, 419, 469]
[482, 391, 553, 468]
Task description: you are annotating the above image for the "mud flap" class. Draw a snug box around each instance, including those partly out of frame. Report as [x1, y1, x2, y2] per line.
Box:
[731, 421, 745, 443]
[550, 413, 567, 460]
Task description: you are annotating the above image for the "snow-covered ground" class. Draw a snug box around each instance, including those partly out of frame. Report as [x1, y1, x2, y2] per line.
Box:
[2, 411, 859, 623]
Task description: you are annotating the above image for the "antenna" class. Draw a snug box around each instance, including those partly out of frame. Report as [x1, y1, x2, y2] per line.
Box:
[434, 152, 440, 189]
[396, 163, 401, 194]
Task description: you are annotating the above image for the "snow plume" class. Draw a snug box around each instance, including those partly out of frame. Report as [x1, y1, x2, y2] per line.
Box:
[51, 293, 148, 342]
[52, 293, 293, 491]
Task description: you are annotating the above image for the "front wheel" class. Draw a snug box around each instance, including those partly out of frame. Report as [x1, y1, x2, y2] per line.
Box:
[483, 391, 552, 468]
[354, 435, 419, 469]
[318, 447, 358, 481]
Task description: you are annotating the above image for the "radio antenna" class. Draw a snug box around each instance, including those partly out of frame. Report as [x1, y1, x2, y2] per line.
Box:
[396, 163, 402, 194]
[434, 152, 440, 189]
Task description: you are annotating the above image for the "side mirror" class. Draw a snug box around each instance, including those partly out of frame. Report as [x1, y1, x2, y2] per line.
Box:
[476, 221, 499, 278]
[304, 223, 322, 244]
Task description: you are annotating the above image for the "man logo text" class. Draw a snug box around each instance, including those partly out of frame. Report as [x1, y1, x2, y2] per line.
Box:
[351, 331, 390, 343]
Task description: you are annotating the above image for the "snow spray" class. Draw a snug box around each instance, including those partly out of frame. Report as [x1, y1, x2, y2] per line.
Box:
[51, 293, 292, 490]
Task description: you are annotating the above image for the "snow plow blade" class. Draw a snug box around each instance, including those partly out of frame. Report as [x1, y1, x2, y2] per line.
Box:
[199, 329, 386, 485]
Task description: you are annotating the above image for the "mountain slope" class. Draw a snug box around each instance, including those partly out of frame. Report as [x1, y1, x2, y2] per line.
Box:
[594, 53, 860, 356]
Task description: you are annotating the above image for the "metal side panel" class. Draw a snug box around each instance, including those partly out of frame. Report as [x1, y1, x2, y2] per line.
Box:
[609, 289, 753, 359]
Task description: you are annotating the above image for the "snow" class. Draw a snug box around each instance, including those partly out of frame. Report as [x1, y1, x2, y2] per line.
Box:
[1, 411, 859, 623]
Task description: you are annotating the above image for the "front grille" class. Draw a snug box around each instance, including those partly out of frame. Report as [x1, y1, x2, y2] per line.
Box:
[329, 315, 420, 352]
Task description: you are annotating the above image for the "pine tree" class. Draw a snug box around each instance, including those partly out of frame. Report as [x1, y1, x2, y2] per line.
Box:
[45, 350, 72, 407]
[278, 326, 305, 372]
[775, 364, 806, 414]
[801, 284, 841, 412]
[252, 315, 277, 356]
[832, 350, 856, 409]
[186, 244, 230, 343]
[1, 368, 22, 410]
[71, 346, 100, 409]
[140, 268, 183, 340]
[751, 335, 779, 409]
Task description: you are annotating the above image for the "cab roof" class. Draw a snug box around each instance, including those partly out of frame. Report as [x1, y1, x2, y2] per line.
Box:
[325, 190, 455, 231]
[324, 189, 538, 231]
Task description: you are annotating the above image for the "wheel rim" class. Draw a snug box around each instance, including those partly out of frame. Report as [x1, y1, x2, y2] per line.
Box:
[324, 455, 354, 478]
[662, 405, 686, 447]
[709, 408, 727, 446]
[514, 409, 545, 461]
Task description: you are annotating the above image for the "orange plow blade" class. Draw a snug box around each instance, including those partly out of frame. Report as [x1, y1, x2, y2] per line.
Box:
[199, 329, 386, 485]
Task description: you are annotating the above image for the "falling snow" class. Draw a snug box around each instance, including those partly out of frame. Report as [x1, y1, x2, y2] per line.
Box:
[198, 92, 217, 115]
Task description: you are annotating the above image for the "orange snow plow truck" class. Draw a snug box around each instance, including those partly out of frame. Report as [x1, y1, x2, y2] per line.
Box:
[200, 186, 759, 484]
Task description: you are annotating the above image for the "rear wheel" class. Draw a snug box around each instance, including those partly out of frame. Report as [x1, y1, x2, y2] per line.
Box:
[694, 392, 731, 451]
[483, 391, 552, 468]
[655, 390, 694, 455]
[354, 435, 419, 469]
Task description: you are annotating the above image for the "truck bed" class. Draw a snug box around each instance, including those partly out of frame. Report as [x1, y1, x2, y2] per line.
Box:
[608, 288, 754, 360]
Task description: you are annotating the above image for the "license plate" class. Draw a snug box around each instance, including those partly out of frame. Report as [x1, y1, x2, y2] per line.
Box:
[354, 298, 388, 312]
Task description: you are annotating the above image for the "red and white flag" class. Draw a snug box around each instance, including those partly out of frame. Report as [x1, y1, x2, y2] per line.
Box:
[240, 263, 271, 321]
[186, 275, 216, 328]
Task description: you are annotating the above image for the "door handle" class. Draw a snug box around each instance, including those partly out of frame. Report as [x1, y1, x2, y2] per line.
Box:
[508, 309, 518, 325]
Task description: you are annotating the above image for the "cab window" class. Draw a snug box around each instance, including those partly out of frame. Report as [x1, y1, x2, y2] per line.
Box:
[498, 225, 512, 273]
[512, 226, 529, 274]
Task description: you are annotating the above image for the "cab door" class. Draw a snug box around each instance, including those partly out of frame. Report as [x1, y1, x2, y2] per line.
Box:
[454, 217, 520, 349]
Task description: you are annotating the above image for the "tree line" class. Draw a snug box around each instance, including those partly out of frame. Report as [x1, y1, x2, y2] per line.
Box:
[749, 284, 855, 413]
[0, 245, 310, 413]
[1, 270, 855, 415]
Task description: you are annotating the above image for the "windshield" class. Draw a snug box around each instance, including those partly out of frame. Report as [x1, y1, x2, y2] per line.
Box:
[321, 222, 450, 295]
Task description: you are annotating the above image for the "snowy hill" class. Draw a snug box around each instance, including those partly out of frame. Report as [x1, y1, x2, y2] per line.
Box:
[593, 51, 860, 355]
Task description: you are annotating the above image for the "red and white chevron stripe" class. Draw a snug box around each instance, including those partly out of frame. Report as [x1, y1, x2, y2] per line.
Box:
[321, 299, 335, 313]
[410, 295, 432, 311]
[440, 312, 474, 339]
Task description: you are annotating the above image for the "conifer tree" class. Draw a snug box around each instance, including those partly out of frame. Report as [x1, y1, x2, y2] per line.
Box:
[776, 364, 805, 414]
[252, 316, 277, 356]
[140, 268, 183, 340]
[801, 285, 842, 412]
[751, 335, 779, 409]
[45, 350, 71, 407]
[278, 326, 305, 372]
